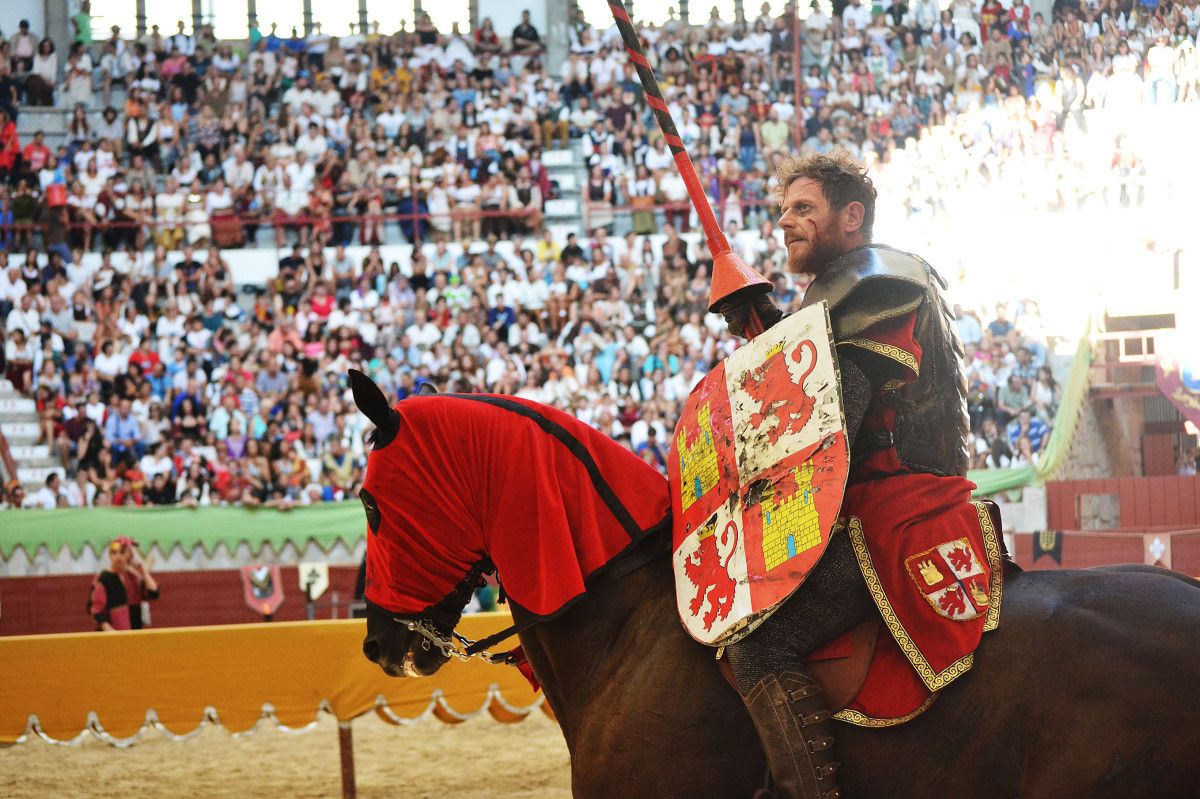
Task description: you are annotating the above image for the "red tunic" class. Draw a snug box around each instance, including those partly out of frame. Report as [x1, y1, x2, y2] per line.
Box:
[818, 312, 1003, 726]
[90, 569, 153, 630]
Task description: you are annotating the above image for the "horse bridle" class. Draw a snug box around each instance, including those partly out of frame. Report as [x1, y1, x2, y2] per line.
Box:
[390, 557, 532, 668]
[397, 616, 525, 666]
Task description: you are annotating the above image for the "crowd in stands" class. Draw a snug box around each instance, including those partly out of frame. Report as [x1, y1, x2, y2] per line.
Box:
[1, 0, 1185, 508]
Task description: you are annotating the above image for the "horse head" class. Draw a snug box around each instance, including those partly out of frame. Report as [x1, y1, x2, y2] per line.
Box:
[349, 369, 468, 679]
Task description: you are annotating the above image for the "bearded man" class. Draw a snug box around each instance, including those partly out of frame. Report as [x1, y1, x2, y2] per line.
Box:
[718, 149, 973, 799]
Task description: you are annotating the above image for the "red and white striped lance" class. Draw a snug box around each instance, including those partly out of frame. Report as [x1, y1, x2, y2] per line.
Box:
[606, 0, 772, 336]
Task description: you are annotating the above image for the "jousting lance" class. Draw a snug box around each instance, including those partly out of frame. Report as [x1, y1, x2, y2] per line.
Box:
[607, 0, 773, 338]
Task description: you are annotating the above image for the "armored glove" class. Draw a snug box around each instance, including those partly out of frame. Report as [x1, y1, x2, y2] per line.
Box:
[717, 292, 785, 339]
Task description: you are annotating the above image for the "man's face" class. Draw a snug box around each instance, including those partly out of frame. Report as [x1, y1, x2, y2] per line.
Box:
[778, 179, 852, 276]
[772, 177, 849, 277]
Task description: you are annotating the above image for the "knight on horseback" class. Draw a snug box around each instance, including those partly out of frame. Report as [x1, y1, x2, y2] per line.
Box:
[715, 149, 978, 799]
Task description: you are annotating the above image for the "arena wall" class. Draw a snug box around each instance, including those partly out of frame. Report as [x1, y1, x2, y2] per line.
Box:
[0, 564, 361, 636]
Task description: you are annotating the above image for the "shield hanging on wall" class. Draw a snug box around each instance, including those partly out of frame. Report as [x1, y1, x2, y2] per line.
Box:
[669, 302, 849, 646]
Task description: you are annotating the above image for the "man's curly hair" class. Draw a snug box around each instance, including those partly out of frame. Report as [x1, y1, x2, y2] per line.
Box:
[771, 148, 878, 241]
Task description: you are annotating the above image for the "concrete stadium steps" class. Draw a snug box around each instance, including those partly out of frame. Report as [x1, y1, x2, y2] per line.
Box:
[16, 107, 69, 151]
[0, 376, 59, 491]
[541, 149, 575, 169]
[3, 422, 39, 440]
[16, 465, 65, 485]
[548, 222, 581, 242]
[544, 197, 580, 220]
[553, 172, 578, 193]
[16, 83, 129, 149]
[0, 397, 37, 414]
[10, 444, 50, 461]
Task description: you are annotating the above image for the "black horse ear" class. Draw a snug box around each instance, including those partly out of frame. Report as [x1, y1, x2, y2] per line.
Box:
[349, 369, 401, 448]
[417, 381, 439, 396]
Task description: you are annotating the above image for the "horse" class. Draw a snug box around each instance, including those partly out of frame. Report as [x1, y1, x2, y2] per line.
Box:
[351, 376, 1200, 798]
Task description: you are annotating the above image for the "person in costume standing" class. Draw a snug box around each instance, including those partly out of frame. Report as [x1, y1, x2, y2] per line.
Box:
[89, 536, 160, 630]
[718, 149, 975, 799]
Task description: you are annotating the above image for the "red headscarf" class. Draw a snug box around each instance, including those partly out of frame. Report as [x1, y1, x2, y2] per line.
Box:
[362, 395, 670, 618]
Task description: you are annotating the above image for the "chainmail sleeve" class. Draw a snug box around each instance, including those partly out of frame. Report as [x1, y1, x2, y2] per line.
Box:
[838, 348, 875, 457]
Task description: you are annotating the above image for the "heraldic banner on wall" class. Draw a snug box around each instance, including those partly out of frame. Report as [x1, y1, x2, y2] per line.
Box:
[670, 302, 849, 646]
[1155, 333, 1200, 429]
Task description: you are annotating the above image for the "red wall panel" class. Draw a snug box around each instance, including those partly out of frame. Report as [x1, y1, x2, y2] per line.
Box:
[1014, 530, 1200, 574]
[1046, 476, 1200, 531]
[0, 566, 361, 637]
[1142, 434, 1176, 477]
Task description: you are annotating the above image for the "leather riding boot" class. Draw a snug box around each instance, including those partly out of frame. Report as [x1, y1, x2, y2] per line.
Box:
[740, 670, 841, 799]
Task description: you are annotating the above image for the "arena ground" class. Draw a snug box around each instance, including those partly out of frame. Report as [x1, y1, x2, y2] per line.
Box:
[0, 712, 571, 798]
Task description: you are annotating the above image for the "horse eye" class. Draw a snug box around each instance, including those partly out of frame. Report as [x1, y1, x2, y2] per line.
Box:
[359, 487, 381, 535]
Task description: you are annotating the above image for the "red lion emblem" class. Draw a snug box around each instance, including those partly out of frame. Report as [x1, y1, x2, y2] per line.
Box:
[683, 521, 740, 631]
[740, 339, 818, 446]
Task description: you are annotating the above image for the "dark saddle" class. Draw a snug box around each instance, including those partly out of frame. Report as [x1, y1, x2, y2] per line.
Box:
[719, 501, 1013, 710]
[717, 618, 879, 711]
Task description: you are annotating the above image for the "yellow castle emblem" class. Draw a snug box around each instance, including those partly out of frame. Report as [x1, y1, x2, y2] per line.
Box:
[760, 461, 821, 571]
[677, 403, 720, 511]
[918, 559, 944, 587]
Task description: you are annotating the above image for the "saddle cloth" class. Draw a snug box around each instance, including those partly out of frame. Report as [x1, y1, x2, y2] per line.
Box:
[806, 475, 1004, 727]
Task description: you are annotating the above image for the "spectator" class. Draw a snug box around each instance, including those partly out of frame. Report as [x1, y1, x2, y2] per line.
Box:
[512, 10, 543, 55]
[1031, 365, 1059, 421]
[0, 1, 1104, 509]
[1007, 410, 1049, 455]
[2, 480, 28, 509]
[89, 536, 159, 631]
[25, 38, 57, 107]
[32, 472, 66, 508]
[995, 373, 1031, 428]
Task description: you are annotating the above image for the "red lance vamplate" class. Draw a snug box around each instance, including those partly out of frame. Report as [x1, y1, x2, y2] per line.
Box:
[607, 0, 773, 338]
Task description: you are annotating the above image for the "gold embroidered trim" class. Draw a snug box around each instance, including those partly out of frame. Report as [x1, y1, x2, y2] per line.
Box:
[972, 500, 1004, 632]
[840, 337, 920, 375]
[833, 694, 937, 728]
[846, 516, 975, 693]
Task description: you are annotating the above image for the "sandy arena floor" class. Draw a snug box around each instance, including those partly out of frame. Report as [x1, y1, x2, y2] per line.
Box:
[0, 712, 571, 798]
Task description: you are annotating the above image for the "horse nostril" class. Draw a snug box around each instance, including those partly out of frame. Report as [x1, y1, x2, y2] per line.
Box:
[363, 638, 382, 663]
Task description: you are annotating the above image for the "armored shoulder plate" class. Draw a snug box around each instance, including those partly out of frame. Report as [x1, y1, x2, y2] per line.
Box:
[804, 244, 970, 477]
[800, 245, 927, 339]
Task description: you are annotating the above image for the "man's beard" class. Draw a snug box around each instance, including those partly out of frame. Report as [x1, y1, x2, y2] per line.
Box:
[786, 236, 842, 276]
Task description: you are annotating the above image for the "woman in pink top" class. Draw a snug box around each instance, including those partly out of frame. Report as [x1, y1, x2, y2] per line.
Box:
[89, 537, 160, 631]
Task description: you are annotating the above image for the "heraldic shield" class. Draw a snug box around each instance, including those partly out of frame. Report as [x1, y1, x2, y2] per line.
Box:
[670, 302, 849, 646]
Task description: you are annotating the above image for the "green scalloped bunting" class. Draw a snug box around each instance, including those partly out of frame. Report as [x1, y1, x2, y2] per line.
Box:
[0, 501, 366, 559]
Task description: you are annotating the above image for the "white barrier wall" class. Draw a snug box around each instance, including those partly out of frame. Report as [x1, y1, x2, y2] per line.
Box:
[4, 229, 790, 288]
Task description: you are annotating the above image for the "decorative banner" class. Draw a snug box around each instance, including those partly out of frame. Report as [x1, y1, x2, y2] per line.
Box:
[299, 562, 331, 601]
[1144, 534, 1173, 569]
[240, 564, 285, 618]
[1032, 530, 1064, 564]
[670, 303, 849, 646]
[1156, 334, 1200, 428]
[904, 538, 991, 622]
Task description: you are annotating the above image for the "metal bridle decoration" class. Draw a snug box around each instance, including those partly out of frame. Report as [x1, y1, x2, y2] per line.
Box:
[398, 617, 521, 666]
